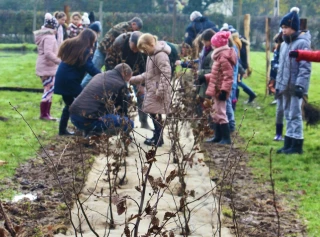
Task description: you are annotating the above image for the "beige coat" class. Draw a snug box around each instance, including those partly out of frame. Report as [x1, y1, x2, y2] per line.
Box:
[130, 41, 172, 114]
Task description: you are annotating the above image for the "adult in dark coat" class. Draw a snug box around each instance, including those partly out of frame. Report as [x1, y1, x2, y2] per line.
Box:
[54, 29, 101, 135]
[69, 64, 133, 137]
[184, 11, 219, 46]
[105, 31, 151, 129]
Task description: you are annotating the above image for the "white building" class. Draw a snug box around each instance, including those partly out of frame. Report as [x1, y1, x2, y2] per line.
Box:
[206, 0, 234, 16]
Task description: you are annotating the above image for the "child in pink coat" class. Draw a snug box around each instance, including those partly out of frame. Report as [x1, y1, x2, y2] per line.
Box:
[204, 31, 237, 144]
[34, 13, 61, 120]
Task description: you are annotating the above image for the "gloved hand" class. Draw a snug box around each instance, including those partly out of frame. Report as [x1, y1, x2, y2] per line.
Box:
[197, 75, 206, 84]
[218, 90, 227, 101]
[294, 86, 304, 99]
[289, 50, 299, 58]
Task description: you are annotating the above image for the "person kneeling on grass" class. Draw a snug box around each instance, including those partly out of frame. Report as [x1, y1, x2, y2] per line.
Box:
[69, 63, 134, 137]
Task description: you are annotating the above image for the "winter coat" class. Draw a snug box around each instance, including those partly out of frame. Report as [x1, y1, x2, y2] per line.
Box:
[98, 21, 133, 55]
[276, 31, 311, 93]
[197, 47, 213, 98]
[105, 32, 147, 75]
[56, 24, 68, 47]
[67, 23, 83, 38]
[130, 41, 172, 114]
[69, 69, 129, 119]
[34, 27, 61, 77]
[105, 32, 147, 96]
[54, 49, 101, 97]
[184, 17, 219, 46]
[295, 50, 320, 62]
[205, 45, 237, 98]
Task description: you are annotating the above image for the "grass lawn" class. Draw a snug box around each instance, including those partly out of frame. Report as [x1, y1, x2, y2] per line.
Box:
[0, 51, 63, 197]
[235, 52, 320, 236]
[0, 50, 319, 236]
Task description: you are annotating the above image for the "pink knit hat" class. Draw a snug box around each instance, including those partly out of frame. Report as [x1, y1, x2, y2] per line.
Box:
[211, 31, 231, 48]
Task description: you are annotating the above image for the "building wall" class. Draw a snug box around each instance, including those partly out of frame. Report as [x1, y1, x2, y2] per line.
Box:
[206, 0, 234, 16]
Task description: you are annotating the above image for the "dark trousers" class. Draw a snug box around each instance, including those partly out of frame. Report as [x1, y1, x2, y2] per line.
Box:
[59, 95, 74, 133]
[70, 114, 134, 135]
[150, 114, 163, 142]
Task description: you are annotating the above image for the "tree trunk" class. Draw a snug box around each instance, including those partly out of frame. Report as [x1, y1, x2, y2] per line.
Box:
[32, 0, 38, 31]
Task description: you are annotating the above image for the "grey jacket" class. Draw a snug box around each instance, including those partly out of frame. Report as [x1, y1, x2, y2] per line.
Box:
[276, 31, 311, 93]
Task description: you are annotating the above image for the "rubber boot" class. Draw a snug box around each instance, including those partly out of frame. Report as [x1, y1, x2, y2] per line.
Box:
[219, 123, 231, 145]
[40, 102, 50, 120]
[46, 102, 57, 121]
[139, 111, 151, 130]
[276, 136, 292, 154]
[273, 123, 284, 141]
[144, 117, 163, 147]
[59, 106, 74, 135]
[284, 138, 303, 154]
[205, 123, 222, 143]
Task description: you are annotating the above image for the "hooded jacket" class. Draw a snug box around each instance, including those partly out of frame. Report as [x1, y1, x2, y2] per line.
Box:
[34, 27, 61, 76]
[69, 68, 129, 119]
[184, 17, 219, 46]
[205, 45, 237, 98]
[54, 49, 101, 97]
[276, 31, 311, 93]
[130, 41, 172, 114]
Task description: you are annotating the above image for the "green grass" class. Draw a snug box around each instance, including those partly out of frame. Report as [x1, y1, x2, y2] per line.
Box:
[235, 52, 320, 237]
[0, 43, 37, 51]
[0, 51, 62, 198]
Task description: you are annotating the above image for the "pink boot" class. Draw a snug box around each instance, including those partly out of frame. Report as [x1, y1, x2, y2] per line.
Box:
[40, 102, 56, 121]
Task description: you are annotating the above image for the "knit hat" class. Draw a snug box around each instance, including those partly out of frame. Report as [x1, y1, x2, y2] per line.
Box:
[228, 26, 237, 34]
[89, 21, 101, 33]
[88, 11, 95, 24]
[190, 11, 202, 21]
[220, 23, 229, 31]
[280, 7, 300, 31]
[82, 12, 90, 25]
[44, 13, 58, 29]
[211, 31, 231, 48]
[129, 17, 143, 29]
[129, 31, 143, 46]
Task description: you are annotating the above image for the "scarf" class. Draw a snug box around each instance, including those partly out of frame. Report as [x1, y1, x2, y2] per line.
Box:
[283, 31, 300, 44]
[57, 24, 63, 47]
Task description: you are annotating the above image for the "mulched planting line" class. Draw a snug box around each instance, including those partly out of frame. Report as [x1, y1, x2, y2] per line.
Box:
[0, 136, 98, 236]
[204, 142, 307, 237]
[0, 133, 307, 236]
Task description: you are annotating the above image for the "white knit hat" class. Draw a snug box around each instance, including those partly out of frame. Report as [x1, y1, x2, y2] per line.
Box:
[82, 12, 90, 25]
[220, 23, 229, 31]
[190, 11, 202, 21]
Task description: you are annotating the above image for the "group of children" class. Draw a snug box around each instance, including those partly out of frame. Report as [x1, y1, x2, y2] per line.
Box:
[33, 8, 313, 154]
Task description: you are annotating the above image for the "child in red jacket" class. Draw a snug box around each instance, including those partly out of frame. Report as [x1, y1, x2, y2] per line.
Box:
[204, 31, 237, 144]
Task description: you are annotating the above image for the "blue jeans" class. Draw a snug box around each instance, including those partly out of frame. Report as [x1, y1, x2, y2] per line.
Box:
[282, 95, 303, 139]
[226, 97, 235, 131]
[81, 48, 106, 88]
[237, 80, 255, 98]
[70, 114, 134, 135]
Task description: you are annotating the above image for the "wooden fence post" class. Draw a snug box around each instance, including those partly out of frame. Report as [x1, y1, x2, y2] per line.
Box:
[64, 5, 70, 25]
[244, 14, 251, 76]
[300, 18, 307, 31]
